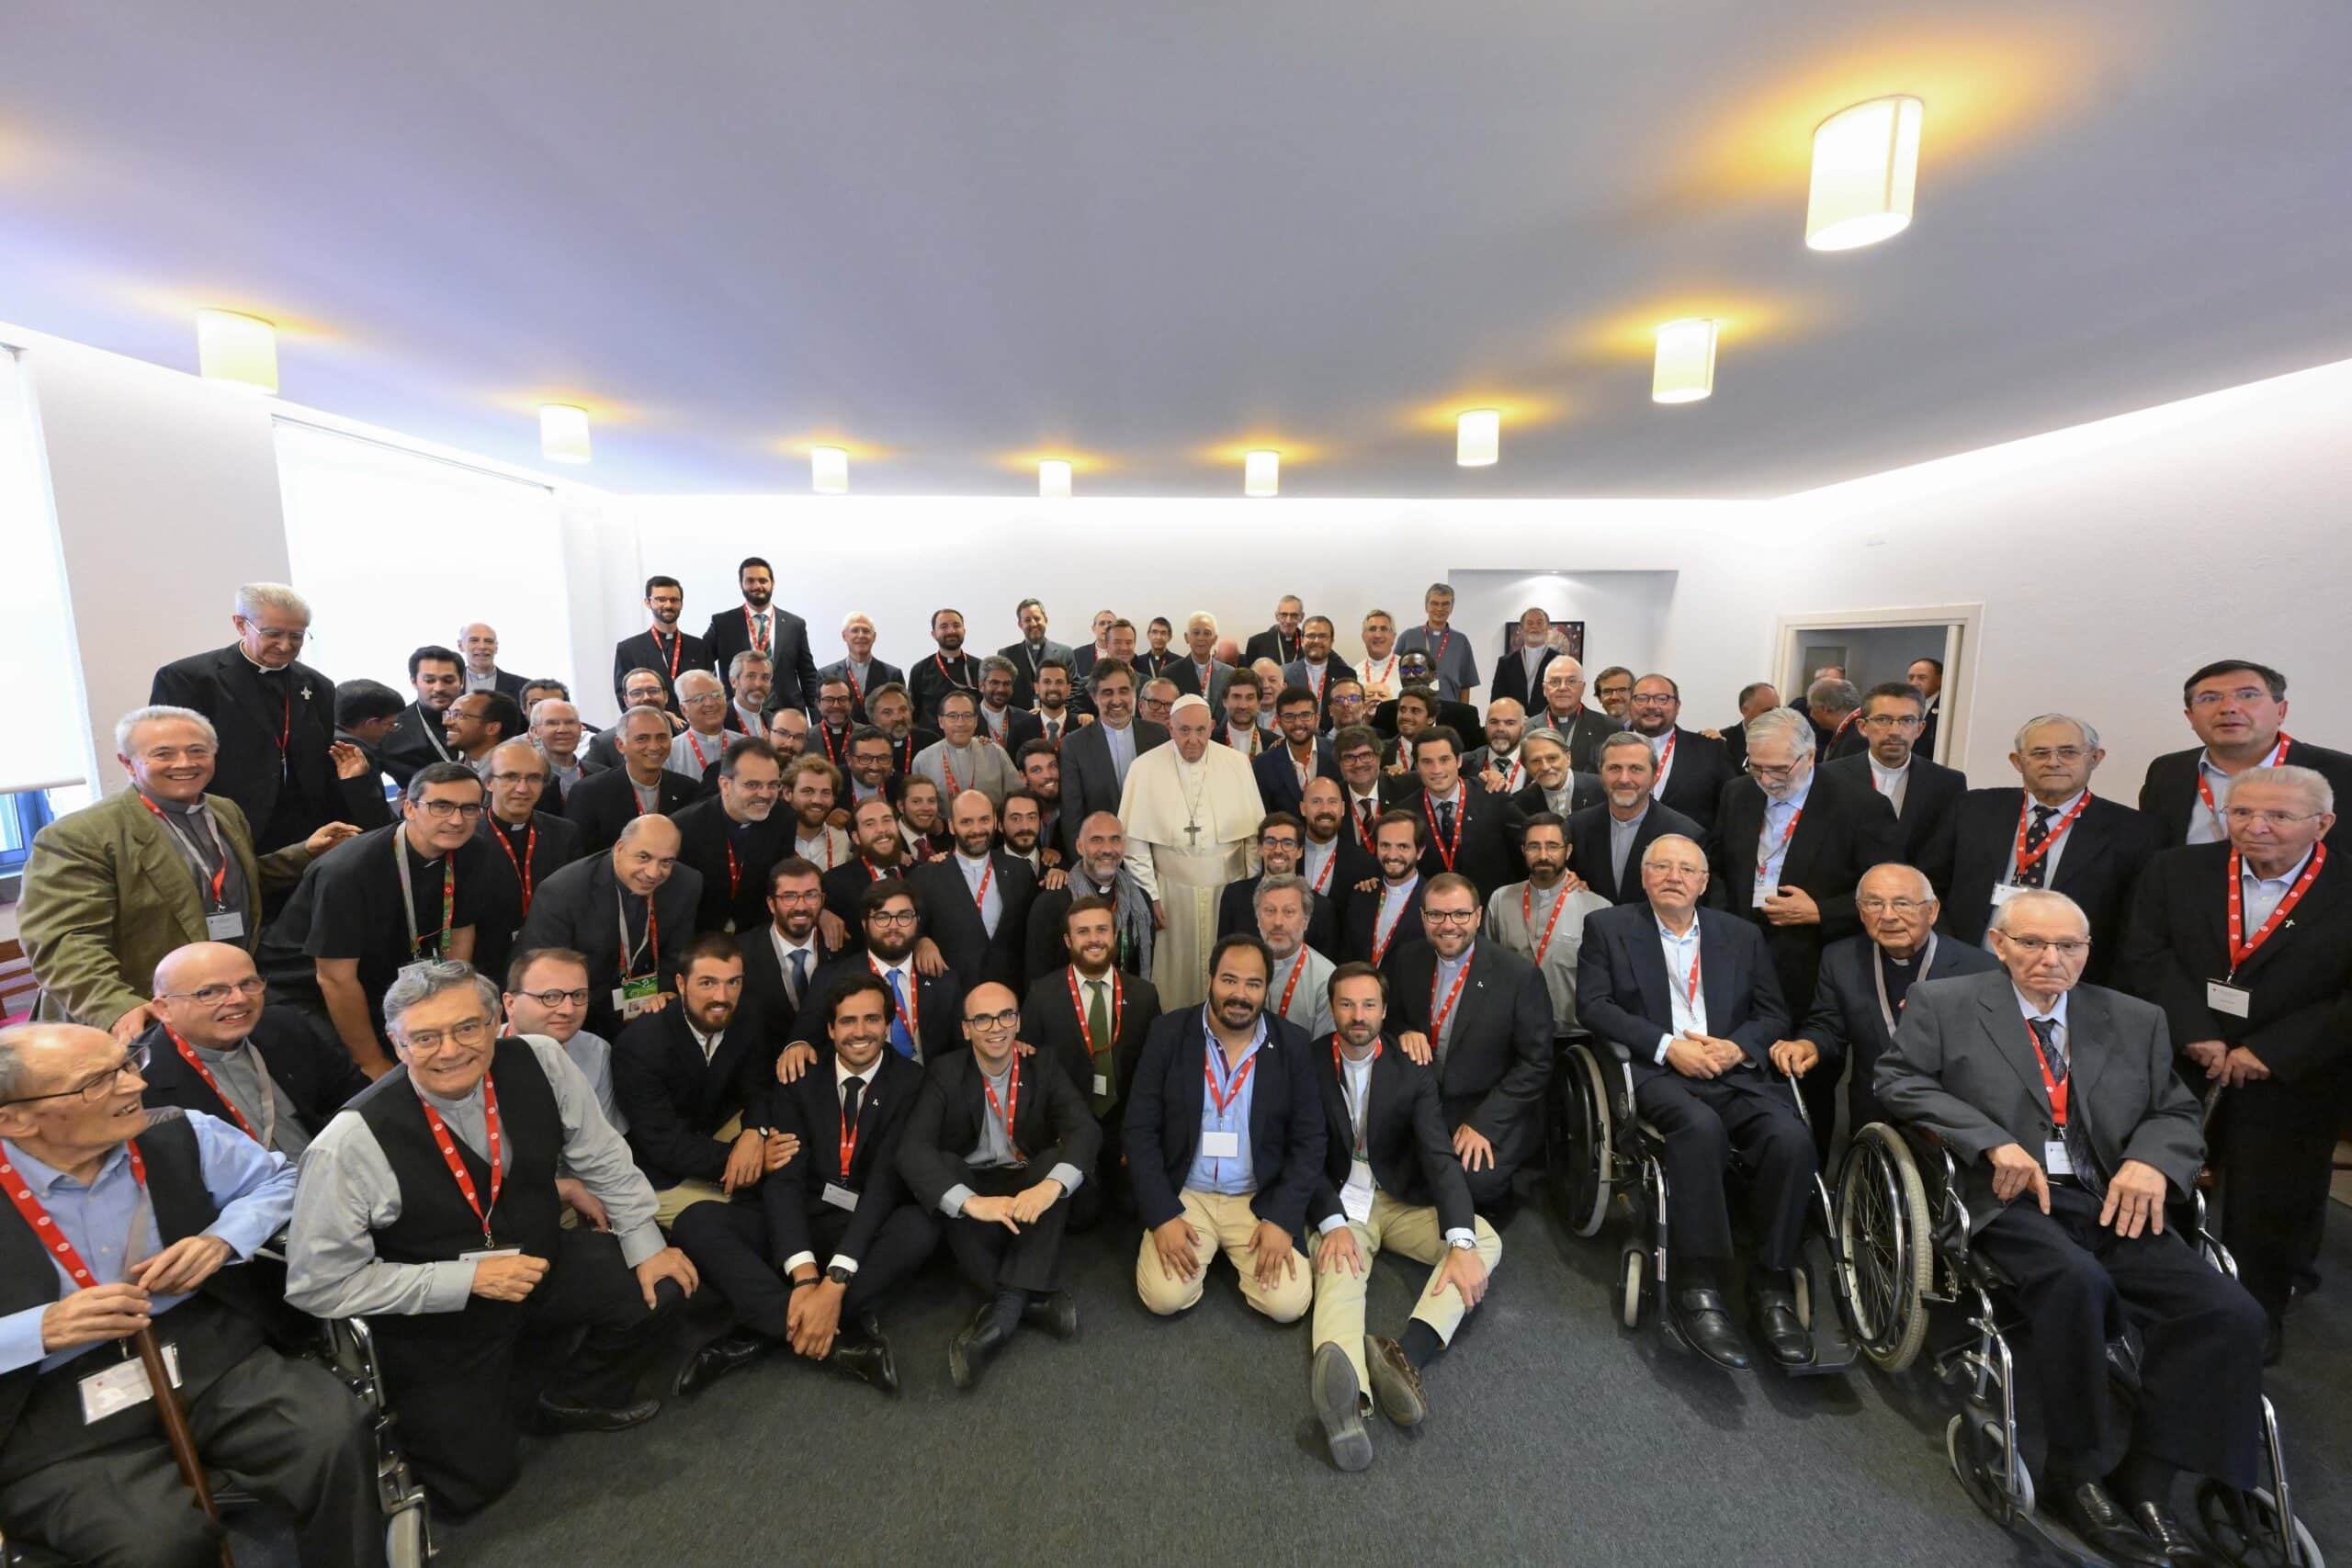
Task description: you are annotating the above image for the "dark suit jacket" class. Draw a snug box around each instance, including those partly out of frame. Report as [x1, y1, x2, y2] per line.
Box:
[671, 796, 791, 935]
[1940, 789, 2161, 986]
[1566, 799, 1706, 906]
[1795, 931, 1999, 1130]
[1059, 717, 1167, 846]
[705, 604, 819, 714]
[131, 1013, 368, 1138]
[978, 705, 1043, 758]
[612, 626, 713, 710]
[738, 923, 839, 1026]
[1168, 659, 1239, 711]
[513, 853, 706, 1042]
[1307, 1035, 1475, 1235]
[763, 1046, 924, 1267]
[907, 854, 1037, 996]
[1510, 773, 1606, 822]
[1488, 646, 1562, 716]
[1372, 697, 1479, 742]
[481, 668, 530, 701]
[1243, 626, 1303, 668]
[1407, 785, 1524, 897]
[992, 640, 1076, 711]
[2136, 740, 2352, 846]
[150, 646, 341, 849]
[613, 1003, 782, 1189]
[1575, 904, 1791, 1088]
[1712, 767, 1901, 1018]
[1132, 649, 1182, 683]
[1649, 726, 1738, 835]
[814, 658, 907, 723]
[1216, 873, 1340, 956]
[1876, 972, 2202, 1235]
[2120, 842, 2352, 1085]
[1382, 938, 1555, 1161]
[1342, 882, 1428, 964]
[1279, 659, 1357, 727]
[1250, 738, 1340, 818]
[1818, 752, 1967, 896]
[469, 809, 586, 987]
[896, 1049, 1103, 1210]
[560, 765, 701, 855]
[376, 701, 457, 789]
[1537, 707, 1618, 775]
[907, 650, 984, 728]
[786, 953, 966, 1063]
[1123, 1008, 1324, 1239]
[1021, 967, 1162, 1111]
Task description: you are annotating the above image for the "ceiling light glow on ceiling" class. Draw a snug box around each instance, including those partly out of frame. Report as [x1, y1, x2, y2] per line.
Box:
[1244, 449, 1280, 497]
[811, 446, 850, 494]
[1652, 318, 1718, 404]
[1456, 409, 1500, 467]
[538, 404, 591, 464]
[1806, 95, 1924, 252]
[195, 309, 277, 393]
[1039, 458, 1072, 499]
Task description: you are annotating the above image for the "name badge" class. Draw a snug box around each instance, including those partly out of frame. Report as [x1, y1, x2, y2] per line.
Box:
[820, 1182, 860, 1211]
[1200, 1130, 1241, 1159]
[459, 1245, 521, 1264]
[1340, 1161, 1375, 1224]
[2205, 980, 2252, 1018]
[616, 975, 660, 1019]
[1751, 877, 1776, 908]
[80, 1343, 182, 1425]
[2044, 1138, 2074, 1178]
[1091, 1073, 1110, 1097]
[1988, 883, 2026, 909]
[204, 911, 245, 942]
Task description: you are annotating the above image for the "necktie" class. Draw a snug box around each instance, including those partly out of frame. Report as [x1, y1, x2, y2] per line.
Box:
[1357, 799, 1376, 842]
[839, 1076, 865, 1169]
[886, 970, 917, 1057]
[2028, 1016, 2103, 1198]
[1046, 719, 1059, 743]
[788, 948, 809, 1006]
[2018, 805, 2056, 889]
[1437, 800, 1455, 841]
[1088, 978, 1112, 1053]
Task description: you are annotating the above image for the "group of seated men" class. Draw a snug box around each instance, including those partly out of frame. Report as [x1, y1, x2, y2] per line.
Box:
[0, 571, 2340, 1564]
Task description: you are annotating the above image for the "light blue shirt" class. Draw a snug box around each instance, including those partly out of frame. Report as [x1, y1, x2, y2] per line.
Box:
[2188, 753, 2236, 845]
[2012, 985, 2072, 1072]
[1654, 915, 1709, 1065]
[1374, 874, 1420, 954]
[940, 1062, 1086, 1217]
[0, 1112, 293, 1375]
[1756, 772, 1815, 895]
[1184, 1009, 1269, 1196]
[1105, 720, 1136, 787]
[956, 851, 1004, 935]
[2240, 846, 2314, 933]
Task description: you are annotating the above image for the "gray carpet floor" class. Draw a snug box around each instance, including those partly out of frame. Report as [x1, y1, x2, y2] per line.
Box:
[432, 1188, 2352, 1568]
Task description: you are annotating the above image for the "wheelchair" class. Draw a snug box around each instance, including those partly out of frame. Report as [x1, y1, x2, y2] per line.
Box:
[1555, 1033, 1858, 1374]
[1835, 1121, 2324, 1567]
[0, 1314, 435, 1567]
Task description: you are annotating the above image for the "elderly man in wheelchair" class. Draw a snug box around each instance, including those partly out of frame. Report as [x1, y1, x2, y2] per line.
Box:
[1859, 888, 2296, 1568]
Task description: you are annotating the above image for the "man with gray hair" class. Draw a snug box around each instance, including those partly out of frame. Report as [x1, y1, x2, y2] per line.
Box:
[1943, 712, 2162, 987]
[1170, 611, 1238, 712]
[151, 581, 344, 852]
[1255, 872, 1334, 1040]
[457, 621, 528, 699]
[1807, 676, 1866, 760]
[288, 959, 697, 1516]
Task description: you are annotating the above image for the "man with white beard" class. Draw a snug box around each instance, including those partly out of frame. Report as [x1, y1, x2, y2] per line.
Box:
[1118, 696, 1266, 1009]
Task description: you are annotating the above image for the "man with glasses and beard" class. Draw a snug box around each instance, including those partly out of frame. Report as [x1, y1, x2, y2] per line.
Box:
[612, 574, 711, 713]
[785, 881, 965, 1066]
[470, 739, 582, 987]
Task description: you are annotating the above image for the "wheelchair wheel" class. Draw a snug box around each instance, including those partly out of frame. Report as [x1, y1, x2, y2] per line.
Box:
[2196, 1481, 2324, 1568]
[1562, 1044, 1615, 1237]
[1837, 1122, 1932, 1371]
[1947, 1411, 2033, 1528]
[1621, 1247, 1646, 1329]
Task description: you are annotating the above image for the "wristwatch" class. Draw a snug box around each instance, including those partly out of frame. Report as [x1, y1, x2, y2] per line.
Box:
[825, 1264, 853, 1285]
[1450, 1236, 1478, 1251]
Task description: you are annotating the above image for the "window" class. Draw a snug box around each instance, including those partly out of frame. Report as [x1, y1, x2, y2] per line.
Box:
[0, 345, 90, 793]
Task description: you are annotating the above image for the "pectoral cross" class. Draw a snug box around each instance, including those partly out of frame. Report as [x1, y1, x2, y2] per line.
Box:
[1185, 819, 1202, 847]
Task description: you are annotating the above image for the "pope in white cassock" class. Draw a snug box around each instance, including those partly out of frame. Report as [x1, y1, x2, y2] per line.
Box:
[1118, 694, 1266, 1010]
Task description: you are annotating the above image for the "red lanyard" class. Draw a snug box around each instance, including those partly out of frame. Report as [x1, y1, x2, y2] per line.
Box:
[820, 724, 849, 766]
[1524, 882, 1571, 965]
[1306, 664, 1328, 703]
[1351, 796, 1378, 853]
[620, 897, 659, 980]
[1363, 653, 1396, 690]
[2, 1141, 147, 1287]
[492, 821, 537, 918]
[1424, 791, 1464, 871]
[418, 1075, 503, 1247]
[861, 856, 889, 882]
[2198, 735, 2292, 827]
[1429, 954, 1472, 1040]
[1673, 938, 1702, 1013]
[162, 1025, 264, 1143]
[135, 792, 229, 909]
[838, 1077, 865, 1178]
[687, 729, 717, 773]
[1758, 807, 1804, 875]
[871, 957, 919, 1043]
[804, 829, 838, 871]
[1829, 710, 1858, 747]
[890, 736, 916, 776]
[1068, 967, 1125, 1064]
[2010, 793, 2090, 880]
[1229, 725, 1261, 756]
[1372, 880, 1416, 964]
[933, 653, 969, 690]
[942, 749, 962, 798]
[2227, 842, 2325, 979]
[650, 626, 684, 680]
[742, 605, 770, 655]
[843, 665, 865, 708]
[982, 1059, 1023, 1159]
[1308, 846, 1337, 894]
[1204, 1043, 1259, 1116]
[276, 683, 291, 756]
[1655, 730, 1677, 784]
[966, 857, 995, 910]
[2024, 1022, 2069, 1127]
[1424, 626, 1451, 668]
[723, 837, 741, 898]
[1276, 951, 1308, 1019]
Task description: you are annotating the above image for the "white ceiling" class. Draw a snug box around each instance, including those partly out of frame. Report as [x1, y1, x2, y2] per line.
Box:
[4, 0, 2349, 497]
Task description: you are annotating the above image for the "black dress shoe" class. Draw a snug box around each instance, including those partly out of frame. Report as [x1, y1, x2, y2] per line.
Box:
[533, 1393, 661, 1434]
[1671, 1288, 1750, 1371]
[1022, 1291, 1080, 1340]
[1363, 1336, 1427, 1427]
[674, 1329, 771, 1397]
[2054, 1480, 2177, 1568]
[2130, 1501, 2211, 1568]
[949, 1304, 1012, 1393]
[829, 1328, 899, 1394]
[1749, 1291, 1809, 1369]
[2262, 1316, 2284, 1367]
[1311, 1343, 1373, 1472]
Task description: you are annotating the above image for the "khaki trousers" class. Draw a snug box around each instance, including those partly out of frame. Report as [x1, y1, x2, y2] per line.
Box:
[1135, 1188, 1314, 1322]
[652, 1115, 741, 1229]
[1312, 1190, 1504, 1391]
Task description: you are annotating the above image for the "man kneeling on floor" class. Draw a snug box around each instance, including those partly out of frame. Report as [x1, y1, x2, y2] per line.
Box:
[1307, 963, 1500, 1472]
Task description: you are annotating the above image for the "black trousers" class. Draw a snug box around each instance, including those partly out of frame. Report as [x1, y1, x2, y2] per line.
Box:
[1634, 1070, 1815, 1269]
[1795, 1065, 1839, 1163]
[0, 1346, 383, 1568]
[673, 1195, 937, 1337]
[368, 1226, 682, 1517]
[1442, 1108, 1533, 1211]
[1068, 1112, 1131, 1231]
[1972, 1182, 2266, 1489]
[2215, 1068, 2346, 1320]
[942, 1166, 1071, 1295]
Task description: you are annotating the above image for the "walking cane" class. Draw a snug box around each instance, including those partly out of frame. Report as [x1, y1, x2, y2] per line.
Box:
[134, 1324, 234, 1567]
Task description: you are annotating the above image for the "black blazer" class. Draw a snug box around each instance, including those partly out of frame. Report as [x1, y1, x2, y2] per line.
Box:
[991, 641, 1075, 711]
[1649, 727, 1738, 835]
[1341, 882, 1428, 965]
[613, 1002, 781, 1189]
[1132, 649, 1181, 682]
[131, 1013, 368, 1138]
[763, 1046, 924, 1267]
[1712, 766, 1901, 1019]
[821, 857, 898, 930]
[1280, 658, 1357, 728]
[1576, 904, 1791, 1088]
[469, 809, 586, 987]
[512, 852, 705, 1042]
[1488, 646, 1562, 715]
[1537, 707, 1618, 775]
[1510, 773, 1606, 822]
[1243, 626, 1304, 668]
[612, 626, 713, 711]
[375, 701, 458, 789]
[1123, 1008, 1325, 1240]
[1795, 931, 1999, 1130]
[738, 923, 839, 1026]
[1372, 697, 1479, 743]
[907, 853, 1037, 995]
[671, 796, 792, 935]
[1216, 873, 1340, 957]
[1059, 717, 1167, 847]
[151, 646, 340, 849]
[978, 705, 1044, 757]
[561, 765, 701, 855]
[813, 658, 907, 723]
[2136, 740, 2352, 847]
[1023, 884, 1155, 984]
[1250, 738, 1340, 818]
[1307, 1036, 1475, 1236]
[1168, 659, 1238, 711]
[786, 953, 966, 1063]
[1406, 785, 1524, 897]
[1381, 939, 1555, 1162]
[895, 1049, 1103, 1210]
[1817, 752, 1968, 896]
[2120, 841, 2352, 1085]
[1566, 799, 1706, 906]
[704, 605, 819, 714]
[907, 651, 984, 728]
[1940, 789, 2161, 986]
[1021, 967, 1162, 1111]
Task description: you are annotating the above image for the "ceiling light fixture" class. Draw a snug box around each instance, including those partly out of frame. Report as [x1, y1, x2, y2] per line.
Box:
[811, 446, 849, 494]
[194, 309, 278, 393]
[1039, 458, 1072, 499]
[1806, 95, 1924, 252]
[1244, 449, 1280, 497]
[1456, 409, 1500, 467]
[1652, 319, 1718, 404]
[538, 404, 591, 464]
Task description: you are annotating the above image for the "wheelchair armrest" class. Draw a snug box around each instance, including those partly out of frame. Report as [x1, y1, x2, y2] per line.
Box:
[1596, 1037, 1633, 1065]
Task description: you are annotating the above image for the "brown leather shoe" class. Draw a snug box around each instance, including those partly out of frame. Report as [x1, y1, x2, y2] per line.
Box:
[1363, 1336, 1427, 1427]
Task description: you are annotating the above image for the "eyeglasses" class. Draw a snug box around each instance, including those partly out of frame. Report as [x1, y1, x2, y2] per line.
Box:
[682, 691, 726, 705]
[1856, 897, 1931, 914]
[514, 987, 591, 1009]
[2, 1044, 151, 1106]
[486, 771, 548, 786]
[1860, 714, 1922, 729]
[625, 689, 664, 705]
[1629, 694, 1677, 706]
[1748, 762, 1801, 781]
[417, 799, 487, 819]
[771, 887, 824, 904]
[1422, 908, 1479, 925]
[965, 1009, 1020, 1031]
[159, 976, 268, 1006]
[2000, 936, 2089, 957]
[2020, 747, 2089, 764]
[399, 1017, 492, 1055]
[867, 909, 921, 927]
[2189, 687, 2272, 709]
[2223, 807, 2321, 828]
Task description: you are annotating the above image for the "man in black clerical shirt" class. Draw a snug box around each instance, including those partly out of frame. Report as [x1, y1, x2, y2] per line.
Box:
[611, 574, 712, 712]
[470, 739, 584, 987]
[377, 645, 467, 788]
[515, 815, 707, 1043]
[673, 737, 791, 934]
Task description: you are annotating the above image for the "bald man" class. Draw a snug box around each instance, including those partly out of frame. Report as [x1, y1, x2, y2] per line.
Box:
[134, 942, 369, 1157]
[515, 815, 706, 1042]
[907, 792, 1038, 994]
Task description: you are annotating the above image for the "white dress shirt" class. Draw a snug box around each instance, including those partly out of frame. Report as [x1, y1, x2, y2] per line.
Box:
[1654, 914, 1708, 1065]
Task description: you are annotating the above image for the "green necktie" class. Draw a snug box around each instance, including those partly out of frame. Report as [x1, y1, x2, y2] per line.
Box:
[1088, 978, 1115, 1115]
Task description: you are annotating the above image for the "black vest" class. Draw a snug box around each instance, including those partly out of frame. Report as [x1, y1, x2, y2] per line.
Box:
[0, 1113, 263, 1479]
[350, 1038, 562, 1345]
